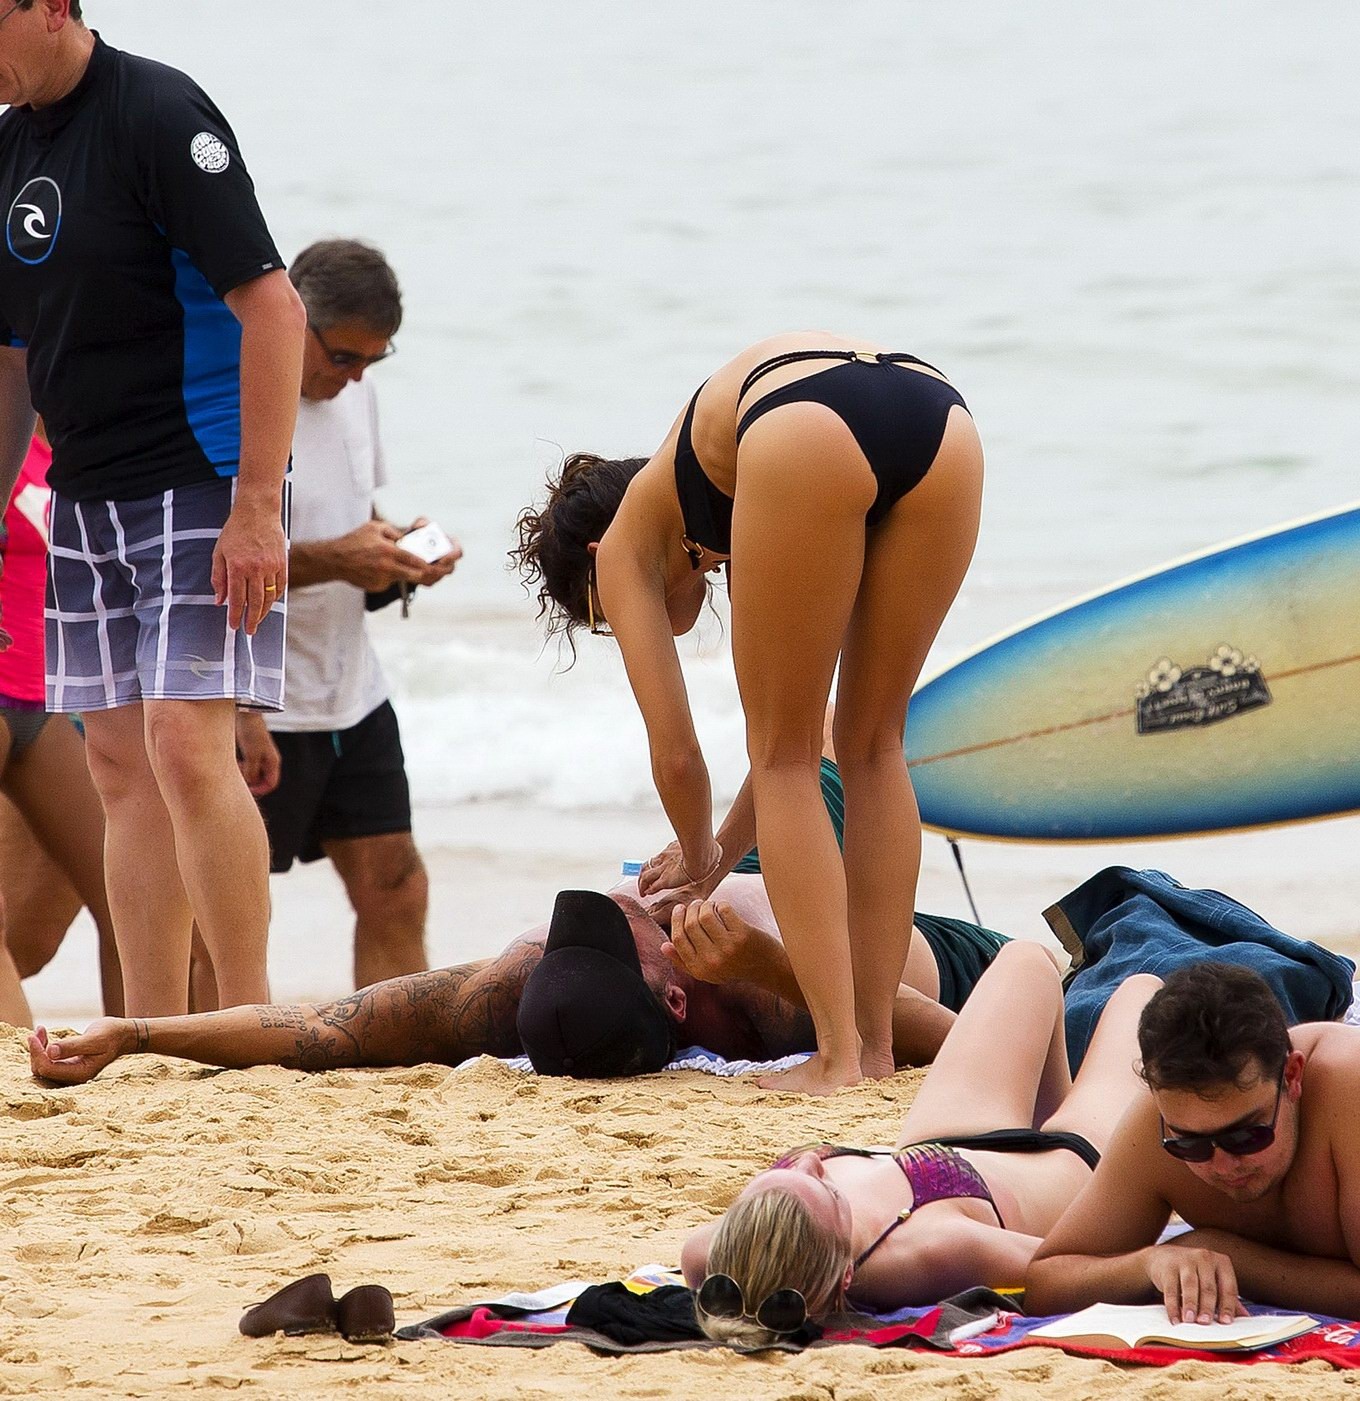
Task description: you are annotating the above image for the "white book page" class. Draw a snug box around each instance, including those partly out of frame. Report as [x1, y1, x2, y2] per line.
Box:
[1032, 1303, 1315, 1347]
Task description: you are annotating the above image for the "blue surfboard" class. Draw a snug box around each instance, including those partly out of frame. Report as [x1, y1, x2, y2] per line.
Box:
[906, 502, 1360, 842]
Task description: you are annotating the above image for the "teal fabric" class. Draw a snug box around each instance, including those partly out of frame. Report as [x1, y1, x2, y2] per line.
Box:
[731, 758, 1008, 1011]
[732, 756, 845, 874]
[913, 913, 1009, 1012]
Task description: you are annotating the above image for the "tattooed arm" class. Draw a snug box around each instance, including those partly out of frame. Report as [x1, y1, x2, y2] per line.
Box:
[27, 941, 546, 1084]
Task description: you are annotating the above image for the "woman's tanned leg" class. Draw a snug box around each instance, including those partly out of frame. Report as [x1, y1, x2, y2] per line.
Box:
[896, 940, 1065, 1145]
[729, 404, 876, 1094]
[4, 715, 124, 1014]
[834, 405, 982, 1076]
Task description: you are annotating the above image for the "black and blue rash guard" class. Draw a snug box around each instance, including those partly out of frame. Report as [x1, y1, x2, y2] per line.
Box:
[0, 35, 285, 502]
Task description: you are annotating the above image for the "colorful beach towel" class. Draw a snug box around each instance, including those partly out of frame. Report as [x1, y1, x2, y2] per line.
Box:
[396, 1266, 1360, 1367]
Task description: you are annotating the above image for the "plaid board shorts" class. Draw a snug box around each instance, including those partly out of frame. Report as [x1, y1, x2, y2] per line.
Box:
[45, 477, 288, 714]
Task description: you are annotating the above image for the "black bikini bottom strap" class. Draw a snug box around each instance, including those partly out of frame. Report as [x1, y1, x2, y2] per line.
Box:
[738, 349, 939, 401]
[910, 1128, 1101, 1171]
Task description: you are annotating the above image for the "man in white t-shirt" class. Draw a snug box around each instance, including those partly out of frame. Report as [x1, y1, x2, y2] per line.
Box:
[235, 240, 458, 988]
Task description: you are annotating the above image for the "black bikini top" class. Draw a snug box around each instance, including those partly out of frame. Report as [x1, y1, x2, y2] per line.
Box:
[673, 382, 732, 568]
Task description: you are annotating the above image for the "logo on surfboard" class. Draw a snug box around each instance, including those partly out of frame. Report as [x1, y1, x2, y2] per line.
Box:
[1135, 645, 1271, 735]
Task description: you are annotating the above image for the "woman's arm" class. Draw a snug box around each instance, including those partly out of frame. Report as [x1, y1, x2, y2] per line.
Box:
[0, 346, 33, 509]
[0, 347, 34, 650]
[600, 545, 718, 873]
[855, 1218, 1042, 1309]
[681, 1222, 720, 1287]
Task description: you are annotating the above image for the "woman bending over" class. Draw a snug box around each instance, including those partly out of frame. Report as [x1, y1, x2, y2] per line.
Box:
[513, 333, 983, 1093]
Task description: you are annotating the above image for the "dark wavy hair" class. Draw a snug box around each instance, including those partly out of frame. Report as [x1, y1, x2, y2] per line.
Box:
[510, 452, 646, 657]
[1137, 962, 1290, 1093]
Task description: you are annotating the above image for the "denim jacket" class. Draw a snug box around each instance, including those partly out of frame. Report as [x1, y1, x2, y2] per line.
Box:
[1048, 867, 1355, 1070]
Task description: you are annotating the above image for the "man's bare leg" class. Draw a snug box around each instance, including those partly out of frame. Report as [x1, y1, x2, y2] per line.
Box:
[142, 698, 270, 1008]
[81, 705, 195, 1015]
[324, 831, 429, 988]
[188, 923, 220, 1013]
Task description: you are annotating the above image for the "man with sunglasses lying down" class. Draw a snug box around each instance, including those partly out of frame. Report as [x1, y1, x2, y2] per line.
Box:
[1026, 962, 1360, 1324]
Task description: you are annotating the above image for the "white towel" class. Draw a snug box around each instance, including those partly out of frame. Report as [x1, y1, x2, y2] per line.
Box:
[460, 1046, 812, 1077]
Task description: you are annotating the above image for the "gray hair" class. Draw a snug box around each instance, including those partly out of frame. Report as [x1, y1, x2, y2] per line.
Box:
[288, 239, 403, 336]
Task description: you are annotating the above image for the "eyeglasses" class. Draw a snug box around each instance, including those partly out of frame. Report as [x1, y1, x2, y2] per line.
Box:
[308, 323, 396, 370]
[696, 1273, 807, 1335]
[586, 560, 612, 637]
[1160, 1075, 1285, 1163]
[0, 2, 24, 28]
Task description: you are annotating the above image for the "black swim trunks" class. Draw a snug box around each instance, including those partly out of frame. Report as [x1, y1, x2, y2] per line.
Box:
[256, 699, 412, 872]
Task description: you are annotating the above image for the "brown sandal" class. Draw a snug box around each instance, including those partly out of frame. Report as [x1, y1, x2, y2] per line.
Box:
[239, 1272, 338, 1338]
[335, 1284, 395, 1344]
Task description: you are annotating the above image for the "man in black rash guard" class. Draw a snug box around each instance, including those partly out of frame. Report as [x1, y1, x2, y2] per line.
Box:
[0, 1, 306, 1015]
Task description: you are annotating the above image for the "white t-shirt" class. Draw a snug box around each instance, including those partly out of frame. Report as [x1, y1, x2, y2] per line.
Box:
[269, 378, 390, 733]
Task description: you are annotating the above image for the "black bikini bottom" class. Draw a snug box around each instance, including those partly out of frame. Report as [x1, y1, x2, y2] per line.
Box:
[734, 350, 970, 527]
[911, 1127, 1101, 1172]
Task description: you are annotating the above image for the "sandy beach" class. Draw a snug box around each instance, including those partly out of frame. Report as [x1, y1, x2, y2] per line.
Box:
[4, 1017, 1359, 1400]
[4, 6, 1358, 1396]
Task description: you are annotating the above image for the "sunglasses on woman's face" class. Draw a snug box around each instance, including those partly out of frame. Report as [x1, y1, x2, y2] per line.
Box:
[696, 1273, 807, 1334]
[1159, 1075, 1285, 1163]
[586, 560, 612, 637]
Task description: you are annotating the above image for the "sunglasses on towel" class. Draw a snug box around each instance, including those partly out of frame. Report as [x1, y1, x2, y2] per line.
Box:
[1159, 1076, 1284, 1163]
[696, 1273, 806, 1334]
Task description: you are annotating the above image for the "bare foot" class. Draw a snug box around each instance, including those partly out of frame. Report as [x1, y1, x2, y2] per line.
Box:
[860, 1046, 896, 1081]
[757, 1053, 862, 1095]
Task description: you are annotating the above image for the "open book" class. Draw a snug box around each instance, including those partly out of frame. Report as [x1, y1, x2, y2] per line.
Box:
[1030, 1303, 1317, 1352]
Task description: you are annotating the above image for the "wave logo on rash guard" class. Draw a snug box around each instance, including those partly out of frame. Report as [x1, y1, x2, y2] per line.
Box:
[190, 132, 231, 174]
[6, 176, 62, 265]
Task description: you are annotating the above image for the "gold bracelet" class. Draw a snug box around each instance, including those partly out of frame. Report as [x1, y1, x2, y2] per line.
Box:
[681, 842, 724, 885]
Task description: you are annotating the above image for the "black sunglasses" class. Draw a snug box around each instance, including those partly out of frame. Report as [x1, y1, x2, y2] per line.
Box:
[586, 559, 612, 636]
[696, 1273, 806, 1335]
[308, 323, 396, 370]
[1160, 1075, 1285, 1163]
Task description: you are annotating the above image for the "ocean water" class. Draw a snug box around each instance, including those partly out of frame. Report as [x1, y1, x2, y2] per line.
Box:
[14, 1, 1356, 1017]
[98, 1, 1360, 818]
[103, 0, 1360, 812]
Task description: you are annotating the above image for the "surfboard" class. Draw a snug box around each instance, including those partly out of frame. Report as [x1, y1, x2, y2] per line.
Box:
[906, 501, 1360, 842]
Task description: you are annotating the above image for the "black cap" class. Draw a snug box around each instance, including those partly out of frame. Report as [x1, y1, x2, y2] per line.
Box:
[516, 890, 674, 1078]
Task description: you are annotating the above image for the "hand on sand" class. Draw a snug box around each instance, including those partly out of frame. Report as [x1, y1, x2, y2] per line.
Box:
[757, 1051, 863, 1095]
[663, 899, 773, 986]
[28, 1021, 131, 1085]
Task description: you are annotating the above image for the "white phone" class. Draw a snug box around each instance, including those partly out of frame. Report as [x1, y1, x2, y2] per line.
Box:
[397, 522, 455, 564]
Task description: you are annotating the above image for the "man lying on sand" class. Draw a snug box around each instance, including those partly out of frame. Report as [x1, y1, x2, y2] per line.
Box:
[1026, 962, 1360, 1322]
[27, 805, 1009, 1085]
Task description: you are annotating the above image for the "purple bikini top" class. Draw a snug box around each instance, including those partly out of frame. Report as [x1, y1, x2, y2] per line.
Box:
[770, 1141, 1004, 1266]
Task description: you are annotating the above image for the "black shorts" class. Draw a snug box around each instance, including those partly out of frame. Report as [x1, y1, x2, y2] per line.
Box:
[257, 699, 412, 872]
